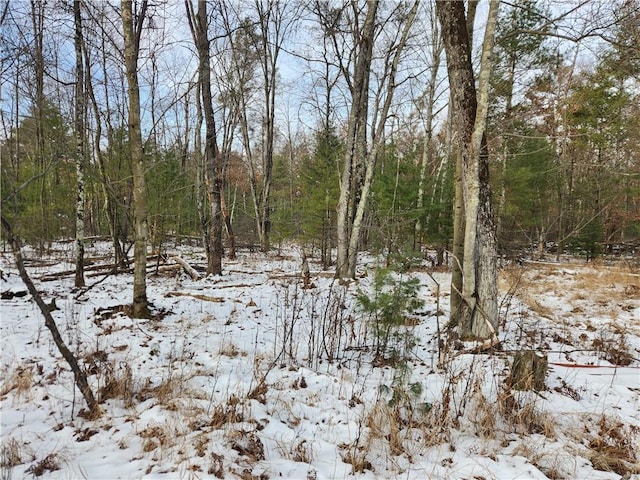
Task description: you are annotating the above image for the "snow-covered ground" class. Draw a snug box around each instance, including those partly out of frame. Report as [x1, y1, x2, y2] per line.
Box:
[1, 242, 639, 480]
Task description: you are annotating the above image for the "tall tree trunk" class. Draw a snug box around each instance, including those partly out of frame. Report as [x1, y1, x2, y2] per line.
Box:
[336, 0, 418, 279]
[449, 0, 479, 328]
[29, 0, 47, 247]
[186, 0, 223, 275]
[122, 0, 151, 318]
[437, 0, 500, 341]
[335, 0, 378, 278]
[193, 81, 210, 261]
[450, 149, 465, 325]
[85, 46, 127, 271]
[74, 0, 86, 288]
[415, 11, 443, 249]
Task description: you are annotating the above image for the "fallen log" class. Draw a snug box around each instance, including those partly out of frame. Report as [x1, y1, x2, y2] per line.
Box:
[165, 291, 224, 302]
[171, 256, 201, 280]
[40, 262, 124, 281]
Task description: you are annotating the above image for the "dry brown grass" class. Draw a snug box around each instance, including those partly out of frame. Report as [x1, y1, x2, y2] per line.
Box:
[505, 262, 640, 303]
[1, 437, 23, 479]
[227, 430, 265, 461]
[0, 366, 34, 400]
[209, 396, 244, 429]
[208, 452, 225, 478]
[98, 362, 135, 406]
[497, 390, 556, 437]
[139, 423, 173, 454]
[25, 454, 59, 477]
[511, 442, 568, 480]
[587, 415, 640, 476]
[339, 442, 373, 474]
[219, 342, 242, 358]
[500, 262, 640, 351]
[365, 401, 405, 455]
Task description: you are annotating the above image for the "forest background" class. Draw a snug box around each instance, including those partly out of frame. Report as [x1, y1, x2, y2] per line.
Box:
[1, 0, 639, 277]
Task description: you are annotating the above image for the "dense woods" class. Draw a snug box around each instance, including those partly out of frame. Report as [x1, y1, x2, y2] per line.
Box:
[2, 0, 639, 304]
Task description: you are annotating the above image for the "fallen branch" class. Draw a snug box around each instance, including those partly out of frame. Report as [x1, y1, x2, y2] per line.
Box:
[165, 291, 225, 302]
[1, 215, 101, 418]
[455, 336, 502, 356]
[40, 262, 124, 281]
[171, 256, 200, 280]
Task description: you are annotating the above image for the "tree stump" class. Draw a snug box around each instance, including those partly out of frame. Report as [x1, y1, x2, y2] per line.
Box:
[507, 350, 548, 391]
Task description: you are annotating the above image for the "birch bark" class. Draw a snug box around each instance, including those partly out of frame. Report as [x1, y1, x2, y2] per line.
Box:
[74, 0, 85, 288]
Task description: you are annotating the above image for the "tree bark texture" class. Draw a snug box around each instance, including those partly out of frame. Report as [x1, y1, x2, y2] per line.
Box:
[122, 0, 151, 318]
[335, 0, 378, 279]
[74, 0, 86, 288]
[436, 0, 499, 340]
[186, 0, 223, 275]
[507, 350, 548, 391]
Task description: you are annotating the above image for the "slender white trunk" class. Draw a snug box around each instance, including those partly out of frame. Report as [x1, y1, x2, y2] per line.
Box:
[74, 0, 85, 288]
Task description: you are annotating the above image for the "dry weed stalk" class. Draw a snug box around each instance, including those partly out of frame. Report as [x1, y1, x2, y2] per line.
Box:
[0, 366, 34, 401]
[273, 436, 315, 464]
[98, 361, 135, 406]
[1, 438, 23, 480]
[511, 442, 570, 480]
[497, 389, 555, 437]
[339, 443, 372, 474]
[587, 414, 640, 476]
[209, 395, 244, 429]
[227, 429, 265, 461]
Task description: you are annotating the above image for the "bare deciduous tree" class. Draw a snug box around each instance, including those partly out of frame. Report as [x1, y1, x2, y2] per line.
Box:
[122, 0, 151, 317]
[331, 0, 419, 279]
[74, 0, 86, 288]
[186, 0, 223, 275]
[436, 0, 499, 342]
